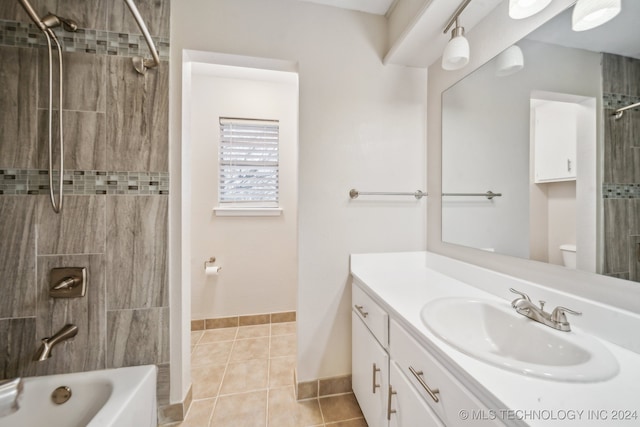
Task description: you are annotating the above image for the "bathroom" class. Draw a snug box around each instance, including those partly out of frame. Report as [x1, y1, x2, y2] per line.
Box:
[0, 0, 639, 426]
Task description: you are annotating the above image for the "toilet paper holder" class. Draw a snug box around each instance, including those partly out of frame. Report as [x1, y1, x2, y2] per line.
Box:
[204, 257, 221, 271]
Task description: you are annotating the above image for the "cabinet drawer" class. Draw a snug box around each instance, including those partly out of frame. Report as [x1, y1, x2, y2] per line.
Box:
[390, 320, 502, 427]
[389, 360, 444, 427]
[352, 282, 388, 348]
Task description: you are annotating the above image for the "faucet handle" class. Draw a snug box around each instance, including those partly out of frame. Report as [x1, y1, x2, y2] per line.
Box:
[509, 288, 531, 302]
[551, 306, 582, 330]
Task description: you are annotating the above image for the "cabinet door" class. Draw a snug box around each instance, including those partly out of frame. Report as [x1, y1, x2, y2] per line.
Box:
[533, 100, 578, 183]
[389, 361, 444, 427]
[353, 311, 389, 427]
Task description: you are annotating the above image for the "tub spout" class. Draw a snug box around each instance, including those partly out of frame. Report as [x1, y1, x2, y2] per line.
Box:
[0, 378, 23, 417]
[33, 324, 78, 362]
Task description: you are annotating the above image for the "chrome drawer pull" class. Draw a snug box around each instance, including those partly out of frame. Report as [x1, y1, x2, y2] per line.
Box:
[409, 365, 440, 403]
[372, 363, 381, 393]
[354, 304, 368, 318]
[387, 385, 397, 420]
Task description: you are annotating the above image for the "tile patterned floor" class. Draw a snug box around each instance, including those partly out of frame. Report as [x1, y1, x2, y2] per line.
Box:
[172, 322, 367, 426]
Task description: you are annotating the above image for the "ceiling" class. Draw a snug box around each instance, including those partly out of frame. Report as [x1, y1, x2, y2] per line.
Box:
[527, 0, 640, 59]
[293, 0, 397, 15]
[294, 0, 639, 66]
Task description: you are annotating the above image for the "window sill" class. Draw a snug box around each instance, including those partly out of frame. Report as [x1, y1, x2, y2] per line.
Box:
[213, 207, 283, 217]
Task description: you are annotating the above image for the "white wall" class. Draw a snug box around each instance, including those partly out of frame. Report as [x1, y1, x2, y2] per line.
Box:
[171, 0, 427, 389]
[546, 181, 576, 266]
[189, 66, 298, 319]
[427, 0, 640, 318]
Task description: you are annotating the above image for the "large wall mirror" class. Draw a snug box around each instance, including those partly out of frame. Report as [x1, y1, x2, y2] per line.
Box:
[441, 1, 640, 283]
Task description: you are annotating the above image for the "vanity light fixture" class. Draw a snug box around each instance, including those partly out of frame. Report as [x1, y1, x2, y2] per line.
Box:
[508, 0, 552, 19]
[441, 0, 473, 71]
[442, 19, 470, 70]
[572, 0, 621, 31]
[495, 44, 524, 76]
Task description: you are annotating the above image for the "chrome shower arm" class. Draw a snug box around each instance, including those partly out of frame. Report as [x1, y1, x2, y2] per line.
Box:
[124, 0, 160, 74]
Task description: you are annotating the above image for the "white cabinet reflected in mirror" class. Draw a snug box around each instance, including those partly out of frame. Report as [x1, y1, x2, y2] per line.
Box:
[441, 1, 640, 282]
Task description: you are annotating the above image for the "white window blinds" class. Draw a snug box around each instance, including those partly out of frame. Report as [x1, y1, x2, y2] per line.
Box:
[219, 118, 280, 205]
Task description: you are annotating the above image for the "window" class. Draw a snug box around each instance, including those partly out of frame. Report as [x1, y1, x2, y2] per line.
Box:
[218, 117, 280, 208]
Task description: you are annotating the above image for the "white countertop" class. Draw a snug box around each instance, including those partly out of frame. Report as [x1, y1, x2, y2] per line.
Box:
[350, 251, 640, 426]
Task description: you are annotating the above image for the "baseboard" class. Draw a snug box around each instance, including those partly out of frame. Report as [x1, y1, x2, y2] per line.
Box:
[294, 370, 353, 400]
[157, 384, 193, 425]
[191, 311, 296, 330]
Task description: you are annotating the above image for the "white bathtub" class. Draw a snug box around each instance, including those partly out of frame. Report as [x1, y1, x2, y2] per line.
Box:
[0, 365, 157, 427]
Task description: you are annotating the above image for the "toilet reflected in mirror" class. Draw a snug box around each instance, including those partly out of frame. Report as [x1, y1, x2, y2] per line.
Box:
[560, 244, 577, 269]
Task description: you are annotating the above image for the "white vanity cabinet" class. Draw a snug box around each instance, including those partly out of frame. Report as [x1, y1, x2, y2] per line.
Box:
[352, 281, 503, 427]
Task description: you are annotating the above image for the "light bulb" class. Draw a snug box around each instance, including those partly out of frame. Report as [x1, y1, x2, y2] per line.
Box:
[442, 24, 469, 71]
[495, 45, 524, 77]
[572, 0, 621, 31]
[509, 0, 552, 19]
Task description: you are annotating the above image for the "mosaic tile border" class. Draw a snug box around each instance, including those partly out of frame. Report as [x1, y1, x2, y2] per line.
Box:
[602, 183, 640, 199]
[0, 19, 169, 61]
[0, 169, 169, 195]
[603, 93, 640, 111]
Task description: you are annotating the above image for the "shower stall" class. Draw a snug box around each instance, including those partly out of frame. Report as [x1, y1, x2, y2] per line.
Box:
[0, 0, 171, 420]
[602, 53, 640, 283]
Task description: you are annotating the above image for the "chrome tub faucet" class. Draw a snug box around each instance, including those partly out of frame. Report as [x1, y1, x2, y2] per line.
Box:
[33, 324, 78, 361]
[509, 288, 582, 332]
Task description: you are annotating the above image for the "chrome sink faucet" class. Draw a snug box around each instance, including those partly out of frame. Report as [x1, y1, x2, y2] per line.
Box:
[509, 288, 581, 332]
[33, 324, 78, 361]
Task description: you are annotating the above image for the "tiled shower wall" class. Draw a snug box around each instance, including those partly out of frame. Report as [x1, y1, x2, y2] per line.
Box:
[0, 0, 171, 405]
[602, 53, 640, 282]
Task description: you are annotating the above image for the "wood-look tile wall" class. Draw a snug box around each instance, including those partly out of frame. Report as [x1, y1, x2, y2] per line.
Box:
[602, 53, 640, 280]
[0, 0, 171, 406]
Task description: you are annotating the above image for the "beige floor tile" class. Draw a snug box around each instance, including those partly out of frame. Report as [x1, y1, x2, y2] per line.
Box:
[219, 358, 269, 395]
[210, 390, 268, 427]
[268, 386, 324, 427]
[191, 331, 204, 346]
[187, 319, 366, 427]
[191, 341, 233, 367]
[230, 337, 270, 361]
[269, 356, 296, 387]
[237, 324, 270, 339]
[199, 327, 238, 343]
[271, 322, 296, 336]
[319, 393, 364, 424]
[325, 419, 368, 427]
[180, 398, 215, 427]
[270, 334, 296, 358]
[191, 364, 226, 399]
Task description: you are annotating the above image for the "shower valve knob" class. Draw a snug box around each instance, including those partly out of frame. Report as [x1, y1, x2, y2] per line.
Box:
[49, 267, 87, 298]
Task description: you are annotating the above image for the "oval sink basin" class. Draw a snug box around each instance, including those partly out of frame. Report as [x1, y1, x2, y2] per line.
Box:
[420, 297, 619, 382]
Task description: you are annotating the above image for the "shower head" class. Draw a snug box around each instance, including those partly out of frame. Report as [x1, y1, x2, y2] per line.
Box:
[41, 13, 78, 32]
